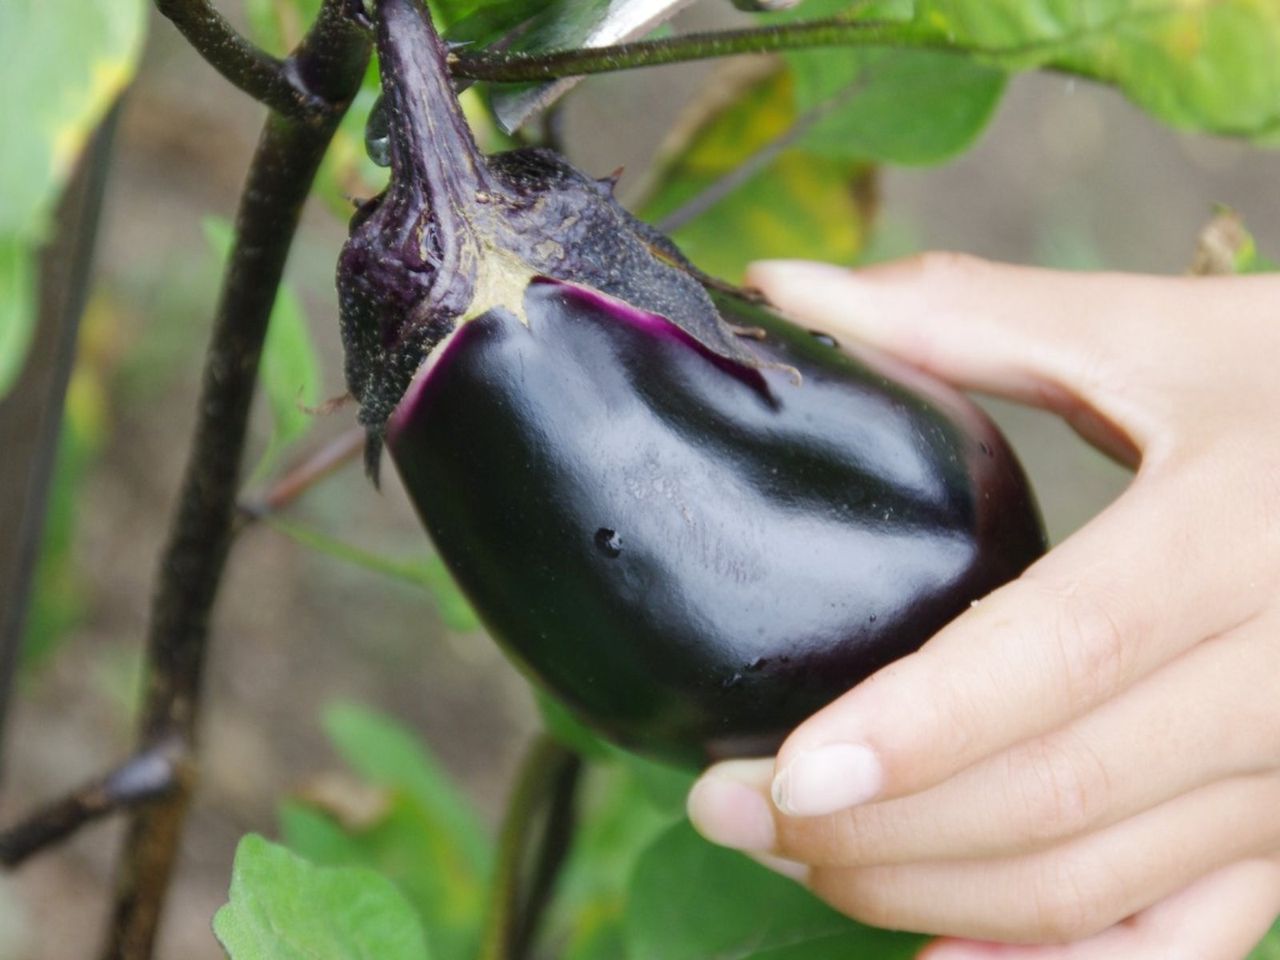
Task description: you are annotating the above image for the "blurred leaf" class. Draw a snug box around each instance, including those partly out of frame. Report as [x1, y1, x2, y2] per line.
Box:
[214, 834, 430, 960]
[1250, 921, 1280, 960]
[608, 747, 696, 815]
[0, 241, 36, 401]
[0, 878, 29, 958]
[787, 48, 1004, 163]
[323, 703, 491, 870]
[916, 0, 1280, 141]
[23, 294, 116, 671]
[536, 690, 614, 761]
[202, 217, 321, 475]
[639, 64, 873, 283]
[627, 821, 929, 960]
[280, 796, 478, 960]
[263, 516, 480, 630]
[535, 691, 696, 813]
[541, 764, 683, 960]
[242, 0, 322, 55]
[280, 704, 492, 960]
[441, 0, 540, 41]
[1189, 208, 1277, 275]
[0, 0, 145, 397]
[774, 0, 1005, 164]
[256, 286, 320, 472]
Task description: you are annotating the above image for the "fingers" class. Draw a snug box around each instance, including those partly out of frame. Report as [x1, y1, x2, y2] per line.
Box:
[766, 617, 1280, 866]
[806, 775, 1280, 943]
[745, 255, 1269, 456]
[920, 857, 1280, 960]
[767, 458, 1269, 816]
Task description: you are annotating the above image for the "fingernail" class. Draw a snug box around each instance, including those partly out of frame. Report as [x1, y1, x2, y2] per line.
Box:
[772, 743, 882, 817]
[687, 761, 776, 852]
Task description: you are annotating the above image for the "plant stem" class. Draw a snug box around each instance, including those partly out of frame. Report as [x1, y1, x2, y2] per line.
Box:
[237, 426, 364, 522]
[0, 106, 121, 776]
[452, 18, 944, 83]
[153, 0, 343, 123]
[481, 736, 582, 960]
[97, 5, 369, 958]
[0, 738, 185, 868]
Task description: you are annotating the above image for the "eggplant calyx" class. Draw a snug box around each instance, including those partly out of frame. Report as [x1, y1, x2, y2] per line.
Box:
[337, 0, 762, 479]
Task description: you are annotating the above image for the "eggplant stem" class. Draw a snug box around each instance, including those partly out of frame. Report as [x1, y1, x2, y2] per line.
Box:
[0, 738, 188, 869]
[480, 736, 582, 960]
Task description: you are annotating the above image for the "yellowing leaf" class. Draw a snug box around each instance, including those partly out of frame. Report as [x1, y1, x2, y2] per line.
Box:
[638, 64, 873, 283]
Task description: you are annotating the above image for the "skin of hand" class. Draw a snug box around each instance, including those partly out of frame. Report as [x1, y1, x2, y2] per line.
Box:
[686, 253, 1280, 960]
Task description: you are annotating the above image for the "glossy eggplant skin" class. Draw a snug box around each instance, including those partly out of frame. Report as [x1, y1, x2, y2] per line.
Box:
[388, 278, 1046, 768]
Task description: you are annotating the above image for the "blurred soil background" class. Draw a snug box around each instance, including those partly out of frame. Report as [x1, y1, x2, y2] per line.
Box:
[0, 2, 1277, 957]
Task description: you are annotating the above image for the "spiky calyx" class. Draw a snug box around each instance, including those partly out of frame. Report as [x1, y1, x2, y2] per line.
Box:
[337, 0, 756, 478]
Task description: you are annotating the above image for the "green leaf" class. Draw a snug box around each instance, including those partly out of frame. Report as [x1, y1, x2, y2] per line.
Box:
[0, 241, 35, 398]
[627, 822, 928, 960]
[201, 217, 321, 473]
[213, 834, 430, 960]
[917, 0, 1280, 141]
[256, 282, 320, 471]
[279, 705, 493, 960]
[280, 796, 481, 960]
[242, 0, 324, 56]
[536, 690, 614, 760]
[0, 0, 146, 397]
[542, 764, 684, 960]
[263, 516, 480, 631]
[787, 48, 1005, 163]
[0, 0, 144, 238]
[774, 0, 1005, 165]
[639, 64, 873, 283]
[1249, 920, 1280, 960]
[322, 703, 491, 869]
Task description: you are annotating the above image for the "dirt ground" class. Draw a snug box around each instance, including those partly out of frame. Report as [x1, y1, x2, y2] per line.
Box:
[1, 4, 1277, 958]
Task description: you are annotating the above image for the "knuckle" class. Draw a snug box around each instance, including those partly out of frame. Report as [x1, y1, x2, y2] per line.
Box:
[1029, 855, 1109, 943]
[778, 807, 863, 867]
[808, 867, 892, 927]
[1010, 734, 1109, 845]
[1037, 580, 1135, 710]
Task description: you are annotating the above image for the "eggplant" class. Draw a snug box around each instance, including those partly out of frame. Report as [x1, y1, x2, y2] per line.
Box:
[338, 0, 1047, 766]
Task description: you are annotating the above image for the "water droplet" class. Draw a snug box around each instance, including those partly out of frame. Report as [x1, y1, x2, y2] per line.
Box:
[364, 93, 392, 168]
[594, 527, 622, 558]
[809, 330, 839, 349]
[721, 672, 744, 690]
[746, 657, 770, 672]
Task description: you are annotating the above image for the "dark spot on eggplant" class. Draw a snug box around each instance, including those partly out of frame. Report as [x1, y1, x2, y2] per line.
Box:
[593, 528, 623, 558]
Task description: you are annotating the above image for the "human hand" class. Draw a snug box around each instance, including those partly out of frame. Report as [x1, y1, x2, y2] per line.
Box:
[686, 254, 1280, 959]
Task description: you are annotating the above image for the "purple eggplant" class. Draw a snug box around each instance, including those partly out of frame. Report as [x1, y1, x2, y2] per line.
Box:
[338, 0, 1046, 765]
